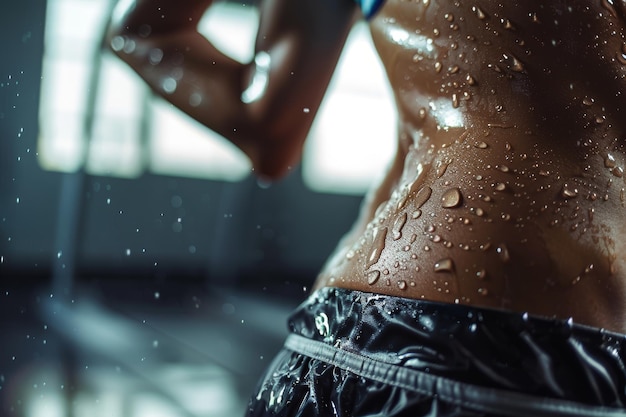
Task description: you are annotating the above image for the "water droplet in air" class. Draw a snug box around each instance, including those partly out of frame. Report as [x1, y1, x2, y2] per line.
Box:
[441, 188, 463, 208]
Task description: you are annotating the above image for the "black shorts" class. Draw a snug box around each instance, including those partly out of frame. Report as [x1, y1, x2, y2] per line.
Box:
[246, 288, 626, 417]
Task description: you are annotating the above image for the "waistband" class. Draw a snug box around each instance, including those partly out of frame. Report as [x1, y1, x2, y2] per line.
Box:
[286, 287, 626, 412]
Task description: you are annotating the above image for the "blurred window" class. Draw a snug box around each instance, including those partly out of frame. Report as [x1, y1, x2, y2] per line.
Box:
[38, 0, 395, 193]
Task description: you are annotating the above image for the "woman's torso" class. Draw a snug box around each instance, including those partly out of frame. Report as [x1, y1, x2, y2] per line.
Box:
[314, 0, 626, 333]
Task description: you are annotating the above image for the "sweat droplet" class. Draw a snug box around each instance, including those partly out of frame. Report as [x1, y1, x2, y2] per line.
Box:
[434, 258, 455, 273]
[472, 5, 487, 19]
[412, 186, 433, 208]
[392, 212, 407, 240]
[366, 227, 388, 269]
[367, 270, 381, 285]
[618, 43, 626, 65]
[437, 160, 451, 177]
[442, 188, 463, 208]
[161, 77, 177, 94]
[561, 183, 578, 199]
[496, 244, 510, 262]
[503, 53, 524, 72]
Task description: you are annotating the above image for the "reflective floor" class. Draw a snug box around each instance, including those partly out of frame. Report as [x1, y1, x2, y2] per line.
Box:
[1, 282, 299, 417]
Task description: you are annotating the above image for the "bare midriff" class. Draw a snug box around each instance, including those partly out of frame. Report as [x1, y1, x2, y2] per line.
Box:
[313, 0, 626, 333]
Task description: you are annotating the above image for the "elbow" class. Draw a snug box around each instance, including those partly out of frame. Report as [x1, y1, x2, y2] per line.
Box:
[249, 141, 302, 181]
[242, 127, 306, 181]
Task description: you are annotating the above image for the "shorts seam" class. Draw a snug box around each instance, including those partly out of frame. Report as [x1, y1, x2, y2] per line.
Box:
[285, 333, 626, 417]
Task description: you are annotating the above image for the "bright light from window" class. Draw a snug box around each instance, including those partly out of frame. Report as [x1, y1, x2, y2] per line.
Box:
[38, 0, 396, 193]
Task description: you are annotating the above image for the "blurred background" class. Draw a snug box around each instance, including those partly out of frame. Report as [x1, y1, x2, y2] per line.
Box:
[0, 0, 395, 416]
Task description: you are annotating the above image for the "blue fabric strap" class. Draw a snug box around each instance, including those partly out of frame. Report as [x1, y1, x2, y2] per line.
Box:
[355, 0, 385, 19]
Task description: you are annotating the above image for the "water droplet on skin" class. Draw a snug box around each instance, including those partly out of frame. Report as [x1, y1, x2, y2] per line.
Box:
[613, 167, 624, 177]
[412, 186, 433, 209]
[617, 43, 626, 65]
[472, 5, 487, 19]
[189, 92, 203, 107]
[434, 61, 443, 72]
[494, 182, 509, 192]
[452, 93, 459, 108]
[561, 183, 578, 199]
[366, 227, 388, 269]
[605, 154, 617, 168]
[602, 0, 618, 18]
[475, 141, 488, 149]
[436, 160, 451, 177]
[110, 36, 125, 52]
[412, 209, 422, 219]
[466, 74, 476, 85]
[441, 188, 463, 208]
[498, 165, 510, 173]
[392, 212, 407, 240]
[149, 48, 164, 65]
[496, 244, 510, 262]
[397, 280, 408, 290]
[434, 258, 455, 273]
[161, 77, 177, 94]
[476, 269, 487, 280]
[478, 287, 489, 296]
[367, 270, 381, 285]
[502, 53, 524, 72]
[123, 39, 136, 54]
[473, 207, 485, 216]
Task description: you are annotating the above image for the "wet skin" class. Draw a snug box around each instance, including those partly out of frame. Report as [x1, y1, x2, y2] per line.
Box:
[109, 0, 626, 333]
[314, 0, 626, 333]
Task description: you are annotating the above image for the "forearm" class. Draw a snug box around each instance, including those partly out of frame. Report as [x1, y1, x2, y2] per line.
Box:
[107, 0, 358, 179]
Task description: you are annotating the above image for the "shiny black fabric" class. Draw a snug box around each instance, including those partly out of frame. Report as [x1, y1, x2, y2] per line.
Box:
[246, 288, 626, 417]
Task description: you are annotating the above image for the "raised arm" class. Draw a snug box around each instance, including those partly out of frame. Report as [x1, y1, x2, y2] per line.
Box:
[107, 0, 359, 179]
